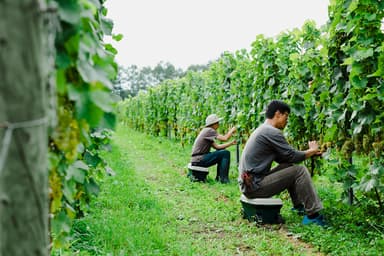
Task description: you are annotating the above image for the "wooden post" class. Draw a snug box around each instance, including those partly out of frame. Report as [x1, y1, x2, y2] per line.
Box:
[236, 132, 242, 166]
[0, 0, 55, 255]
[348, 157, 354, 205]
[310, 157, 315, 177]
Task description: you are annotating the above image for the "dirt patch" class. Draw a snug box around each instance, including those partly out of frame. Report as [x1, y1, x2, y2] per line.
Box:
[278, 226, 324, 255]
[215, 194, 230, 202]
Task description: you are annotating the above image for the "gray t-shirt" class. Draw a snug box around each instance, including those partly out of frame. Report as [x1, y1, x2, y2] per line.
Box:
[190, 127, 217, 162]
[238, 122, 306, 193]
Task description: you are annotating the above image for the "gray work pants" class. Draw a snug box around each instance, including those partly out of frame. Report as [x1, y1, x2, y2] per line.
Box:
[245, 165, 323, 215]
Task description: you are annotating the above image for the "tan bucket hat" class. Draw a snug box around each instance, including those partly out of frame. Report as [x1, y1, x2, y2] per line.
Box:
[205, 114, 223, 127]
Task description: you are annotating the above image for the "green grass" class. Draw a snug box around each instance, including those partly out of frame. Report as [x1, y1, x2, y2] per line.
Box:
[66, 125, 384, 256]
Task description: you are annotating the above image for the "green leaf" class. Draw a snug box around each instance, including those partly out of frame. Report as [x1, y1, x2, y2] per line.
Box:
[73, 160, 89, 170]
[370, 165, 380, 175]
[360, 92, 377, 101]
[55, 51, 72, 69]
[351, 76, 367, 89]
[365, 13, 377, 22]
[350, 110, 358, 120]
[100, 17, 114, 36]
[94, 55, 118, 79]
[79, 35, 98, 56]
[56, 69, 67, 95]
[347, 0, 358, 13]
[99, 112, 116, 130]
[85, 178, 100, 196]
[343, 57, 353, 65]
[67, 83, 81, 100]
[87, 0, 101, 9]
[66, 161, 87, 184]
[352, 48, 374, 62]
[358, 114, 375, 125]
[65, 203, 76, 219]
[63, 180, 76, 203]
[112, 34, 123, 42]
[359, 178, 376, 192]
[57, 0, 81, 24]
[337, 109, 347, 122]
[84, 151, 102, 167]
[77, 59, 113, 89]
[64, 34, 80, 56]
[90, 90, 114, 112]
[68, 85, 105, 127]
[352, 122, 363, 135]
[105, 43, 118, 55]
[52, 211, 71, 235]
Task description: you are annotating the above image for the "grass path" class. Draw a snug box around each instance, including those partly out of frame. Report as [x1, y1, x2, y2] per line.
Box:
[76, 125, 323, 255]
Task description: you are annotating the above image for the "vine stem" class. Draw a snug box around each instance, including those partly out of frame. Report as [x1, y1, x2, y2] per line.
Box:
[374, 188, 383, 211]
[348, 156, 354, 205]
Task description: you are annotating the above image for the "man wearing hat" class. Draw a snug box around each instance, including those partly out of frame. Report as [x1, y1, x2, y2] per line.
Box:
[190, 114, 237, 183]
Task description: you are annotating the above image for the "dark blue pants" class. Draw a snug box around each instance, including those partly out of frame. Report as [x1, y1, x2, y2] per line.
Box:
[195, 150, 231, 183]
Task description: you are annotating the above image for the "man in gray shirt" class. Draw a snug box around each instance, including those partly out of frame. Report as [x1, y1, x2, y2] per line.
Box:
[238, 100, 325, 226]
[191, 114, 237, 183]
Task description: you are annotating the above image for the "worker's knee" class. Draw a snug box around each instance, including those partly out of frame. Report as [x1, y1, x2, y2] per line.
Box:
[296, 165, 310, 177]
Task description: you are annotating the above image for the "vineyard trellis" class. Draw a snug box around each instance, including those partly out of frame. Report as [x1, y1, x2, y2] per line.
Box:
[118, 0, 384, 210]
[48, 0, 119, 250]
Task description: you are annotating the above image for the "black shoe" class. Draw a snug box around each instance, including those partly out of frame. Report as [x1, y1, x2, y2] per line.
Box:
[291, 204, 305, 216]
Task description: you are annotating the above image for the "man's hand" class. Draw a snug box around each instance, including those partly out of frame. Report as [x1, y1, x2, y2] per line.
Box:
[219, 126, 238, 141]
[229, 126, 237, 135]
[305, 140, 322, 158]
[308, 140, 319, 151]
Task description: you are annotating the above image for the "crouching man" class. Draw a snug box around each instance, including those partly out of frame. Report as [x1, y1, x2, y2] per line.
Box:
[238, 100, 326, 226]
[191, 114, 237, 183]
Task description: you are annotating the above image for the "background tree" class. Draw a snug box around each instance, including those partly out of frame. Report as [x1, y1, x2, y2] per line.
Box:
[186, 63, 211, 73]
[112, 61, 208, 99]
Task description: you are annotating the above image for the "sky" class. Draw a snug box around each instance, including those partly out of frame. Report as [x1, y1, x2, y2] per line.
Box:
[104, 0, 330, 70]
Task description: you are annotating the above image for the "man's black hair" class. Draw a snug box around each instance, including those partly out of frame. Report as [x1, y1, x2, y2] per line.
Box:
[265, 100, 291, 119]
